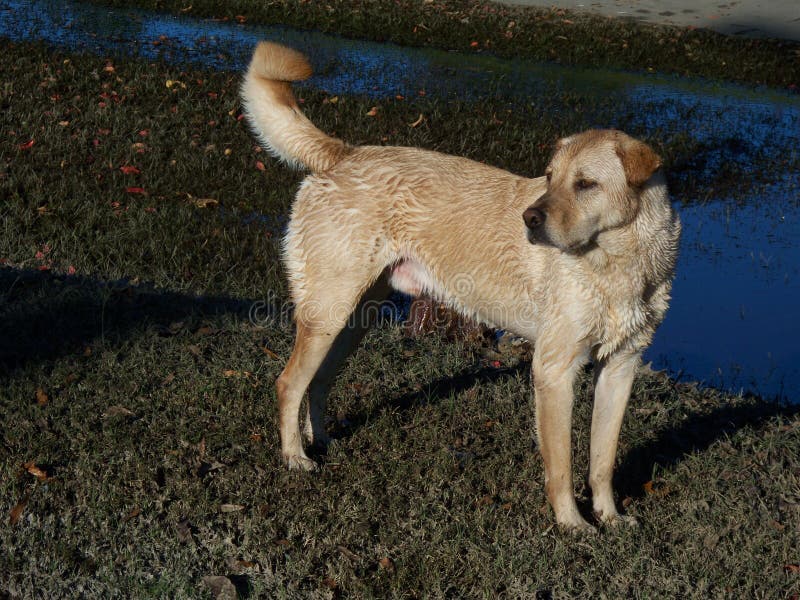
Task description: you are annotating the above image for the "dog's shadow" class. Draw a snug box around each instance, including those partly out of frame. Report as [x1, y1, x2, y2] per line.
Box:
[0, 267, 253, 377]
[334, 362, 798, 498]
[614, 396, 798, 499]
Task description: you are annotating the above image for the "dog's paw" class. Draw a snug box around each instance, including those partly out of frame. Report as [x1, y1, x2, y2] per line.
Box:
[283, 453, 318, 472]
[558, 516, 596, 534]
[603, 514, 639, 529]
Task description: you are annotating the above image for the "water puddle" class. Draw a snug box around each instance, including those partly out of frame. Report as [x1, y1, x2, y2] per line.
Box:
[1, 0, 798, 400]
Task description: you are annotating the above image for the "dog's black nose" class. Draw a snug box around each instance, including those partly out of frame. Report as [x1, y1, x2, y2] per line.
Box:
[523, 206, 545, 229]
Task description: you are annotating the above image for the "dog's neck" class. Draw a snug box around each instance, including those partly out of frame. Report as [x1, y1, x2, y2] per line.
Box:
[584, 175, 679, 287]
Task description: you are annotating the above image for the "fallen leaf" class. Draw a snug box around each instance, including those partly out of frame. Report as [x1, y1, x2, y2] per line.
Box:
[366, 106, 378, 117]
[337, 545, 360, 562]
[193, 198, 219, 208]
[122, 506, 140, 523]
[255, 160, 266, 171]
[24, 462, 49, 481]
[119, 165, 141, 175]
[378, 557, 395, 574]
[202, 576, 237, 600]
[125, 186, 146, 195]
[261, 346, 279, 360]
[642, 480, 671, 497]
[9, 496, 28, 525]
[322, 577, 338, 590]
[103, 405, 135, 418]
[18, 139, 35, 150]
[785, 564, 800, 574]
[219, 503, 245, 513]
[35, 387, 48, 406]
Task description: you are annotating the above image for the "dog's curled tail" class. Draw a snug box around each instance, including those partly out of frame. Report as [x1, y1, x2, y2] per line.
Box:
[241, 42, 349, 173]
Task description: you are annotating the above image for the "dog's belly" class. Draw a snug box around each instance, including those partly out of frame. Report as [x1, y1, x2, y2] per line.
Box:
[387, 258, 541, 337]
[387, 259, 435, 297]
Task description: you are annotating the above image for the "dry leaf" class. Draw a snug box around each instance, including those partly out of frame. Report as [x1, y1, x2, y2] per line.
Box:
[261, 346, 279, 360]
[255, 160, 266, 171]
[35, 387, 48, 406]
[336, 545, 360, 562]
[378, 557, 395, 574]
[104, 405, 135, 418]
[119, 165, 141, 175]
[9, 496, 28, 525]
[366, 106, 378, 117]
[122, 506, 140, 523]
[322, 577, 338, 590]
[408, 113, 425, 128]
[24, 462, 49, 481]
[220, 503, 245, 513]
[193, 198, 219, 208]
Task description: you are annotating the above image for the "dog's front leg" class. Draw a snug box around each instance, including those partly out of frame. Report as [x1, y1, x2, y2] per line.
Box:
[589, 350, 640, 526]
[532, 352, 591, 531]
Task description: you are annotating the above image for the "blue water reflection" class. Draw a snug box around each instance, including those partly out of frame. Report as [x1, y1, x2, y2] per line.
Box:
[1, 0, 798, 400]
[654, 178, 800, 400]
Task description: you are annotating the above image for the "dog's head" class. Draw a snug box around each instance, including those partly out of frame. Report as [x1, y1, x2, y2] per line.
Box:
[523, 130, 661, 252]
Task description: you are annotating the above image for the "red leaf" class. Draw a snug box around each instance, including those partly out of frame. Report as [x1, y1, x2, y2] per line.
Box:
[18, 139, 34, 150]
[255, 161, 266, 171]
[9, 497, 27, 525]
[138, 129, 149, 137]
[119, 165, 141, 175]
[125, 187, 146, 194]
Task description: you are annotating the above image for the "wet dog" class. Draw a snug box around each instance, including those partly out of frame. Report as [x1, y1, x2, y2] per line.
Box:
[241, 42, 680, 530]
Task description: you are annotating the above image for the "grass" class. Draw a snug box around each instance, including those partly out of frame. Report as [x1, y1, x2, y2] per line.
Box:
[82, 0, 800, 89]
[1, 39, 799, 598]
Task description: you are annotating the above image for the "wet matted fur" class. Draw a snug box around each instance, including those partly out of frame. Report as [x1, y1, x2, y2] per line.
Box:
[242, 42, 680, 531]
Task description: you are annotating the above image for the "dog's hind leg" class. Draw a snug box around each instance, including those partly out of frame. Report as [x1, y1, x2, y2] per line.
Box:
[589, 350, 640, 526]
[303, 275, 391, 448]
[276, 270, 384, 470]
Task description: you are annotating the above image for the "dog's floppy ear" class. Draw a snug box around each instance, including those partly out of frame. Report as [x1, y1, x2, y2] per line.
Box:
[615, 137, 661, 187]
[554, 135, 575, 152]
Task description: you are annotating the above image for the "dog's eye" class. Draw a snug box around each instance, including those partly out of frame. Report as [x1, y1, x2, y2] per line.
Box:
[576, 179, 597, 190]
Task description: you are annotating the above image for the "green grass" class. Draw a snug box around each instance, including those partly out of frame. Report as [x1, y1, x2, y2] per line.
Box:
[1, 40, 799, 598]
[83, 0, 800, 89]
